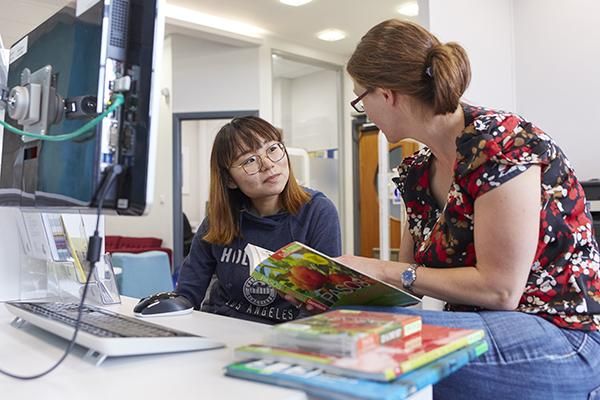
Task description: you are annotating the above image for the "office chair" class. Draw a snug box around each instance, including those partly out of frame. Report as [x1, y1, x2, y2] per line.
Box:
[110, 251, 174, 299]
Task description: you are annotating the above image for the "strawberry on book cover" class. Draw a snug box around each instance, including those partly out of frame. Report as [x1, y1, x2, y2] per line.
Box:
[269, 309, 422, 357]
[225, 340, 489, 400]
[245, 242, 420, 312]
[235, 323, 485, 381]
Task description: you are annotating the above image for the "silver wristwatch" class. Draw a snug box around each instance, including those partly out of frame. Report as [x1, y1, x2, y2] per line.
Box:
[401, 264, 420, 290]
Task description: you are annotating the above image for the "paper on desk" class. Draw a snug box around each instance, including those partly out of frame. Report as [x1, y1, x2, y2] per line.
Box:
[19, 211, 52, 260]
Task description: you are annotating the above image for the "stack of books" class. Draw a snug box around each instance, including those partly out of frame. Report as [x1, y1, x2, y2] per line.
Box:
[225, 309, 488, 399]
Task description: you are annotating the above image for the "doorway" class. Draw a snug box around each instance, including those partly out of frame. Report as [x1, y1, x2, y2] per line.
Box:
[353, 118, 419, 258]
[172, 110, 258, 271]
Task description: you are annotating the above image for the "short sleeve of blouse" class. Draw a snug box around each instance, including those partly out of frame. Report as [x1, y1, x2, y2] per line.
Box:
[455, 113, 552, 200]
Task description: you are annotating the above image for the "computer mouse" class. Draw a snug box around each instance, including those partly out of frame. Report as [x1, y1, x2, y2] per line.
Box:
[133, 291, 194, 317]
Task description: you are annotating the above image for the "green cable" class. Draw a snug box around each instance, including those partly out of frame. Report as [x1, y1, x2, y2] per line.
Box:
[0, 93, 125, 142]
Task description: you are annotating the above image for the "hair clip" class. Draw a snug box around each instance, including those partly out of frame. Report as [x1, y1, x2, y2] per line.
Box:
[425, 66, 433, 78]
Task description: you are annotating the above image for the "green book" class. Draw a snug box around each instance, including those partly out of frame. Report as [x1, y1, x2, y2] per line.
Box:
[245, 242, 420, 312]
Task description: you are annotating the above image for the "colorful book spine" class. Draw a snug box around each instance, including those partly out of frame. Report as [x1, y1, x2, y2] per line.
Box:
[226, 340, 489, 400]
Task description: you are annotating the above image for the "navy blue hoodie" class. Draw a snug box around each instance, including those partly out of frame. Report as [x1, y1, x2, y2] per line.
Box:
[175, 189, 341, 324]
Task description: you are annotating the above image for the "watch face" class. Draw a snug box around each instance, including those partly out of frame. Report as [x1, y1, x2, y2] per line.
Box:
[402, 268, 416, 288]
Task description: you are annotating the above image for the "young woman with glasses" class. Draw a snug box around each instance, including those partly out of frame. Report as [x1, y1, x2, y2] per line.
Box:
[340, 19, 600, 399]
[175, 116, 341, 324]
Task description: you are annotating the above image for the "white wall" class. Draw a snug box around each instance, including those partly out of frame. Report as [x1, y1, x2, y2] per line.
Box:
[272, 78, 293, 137]
[429, 0, 600, 180]
[513, 0, 600, 180]
[289, 69, 339, 151]
[428, 0, 516, 111]
[171, 34, 261, 113]
[181, 121, 201, 226]
[181, 119, 227, 229]
[273, 70, 339, 151]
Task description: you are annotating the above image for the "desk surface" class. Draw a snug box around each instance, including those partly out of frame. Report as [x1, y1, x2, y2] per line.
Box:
[0, 297, 306, 400]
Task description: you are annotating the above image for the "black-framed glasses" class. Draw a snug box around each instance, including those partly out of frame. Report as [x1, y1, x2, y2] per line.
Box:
[232, 142, 286, 175]
[350, 88, 370, 113]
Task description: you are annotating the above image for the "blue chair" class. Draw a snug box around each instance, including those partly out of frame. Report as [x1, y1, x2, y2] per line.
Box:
[110, 251, 174, 299]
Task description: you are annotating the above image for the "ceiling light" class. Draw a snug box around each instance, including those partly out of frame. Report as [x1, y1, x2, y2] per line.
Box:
[317, 29, 347, 42]
[279, 0, 313, 6]
[165, 4, 267, 38]
[397, 1, 419, 17]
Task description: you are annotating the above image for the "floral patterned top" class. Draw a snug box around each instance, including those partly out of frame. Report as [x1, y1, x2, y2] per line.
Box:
[395, 103, 600, 331]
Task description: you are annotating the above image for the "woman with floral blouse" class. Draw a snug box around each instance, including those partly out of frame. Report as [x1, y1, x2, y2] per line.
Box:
[341, 19, 600, 399]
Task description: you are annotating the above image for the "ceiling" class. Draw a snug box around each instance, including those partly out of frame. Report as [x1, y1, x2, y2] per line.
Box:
[0, 0, 424, 58]
[169, 0, 424, 57]
[0, 0, 71, 49]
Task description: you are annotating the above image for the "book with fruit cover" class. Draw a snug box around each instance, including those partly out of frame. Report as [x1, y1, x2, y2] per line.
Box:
[234, 324, 485, 381]
[268, 309, 422, 357]
[226, 340, 488, 400]
[245, 242, 420, 312]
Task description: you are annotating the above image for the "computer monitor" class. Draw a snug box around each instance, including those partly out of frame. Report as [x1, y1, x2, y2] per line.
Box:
[0, 0, 163, 216]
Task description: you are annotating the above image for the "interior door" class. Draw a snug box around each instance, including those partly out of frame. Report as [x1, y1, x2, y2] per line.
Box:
[357, 126, 419, 259]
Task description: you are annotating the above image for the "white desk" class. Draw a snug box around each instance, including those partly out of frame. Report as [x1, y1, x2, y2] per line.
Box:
[0, 297, 306, 400]
[0, 297, 432, 400]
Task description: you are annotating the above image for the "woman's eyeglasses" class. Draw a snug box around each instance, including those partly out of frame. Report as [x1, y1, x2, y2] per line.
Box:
[232, 142, 286, 175]
[350, 88, 370, 113]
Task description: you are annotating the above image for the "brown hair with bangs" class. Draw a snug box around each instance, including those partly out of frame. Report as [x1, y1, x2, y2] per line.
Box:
[203, 116, 310, 245]
[347, 19, 471, 115]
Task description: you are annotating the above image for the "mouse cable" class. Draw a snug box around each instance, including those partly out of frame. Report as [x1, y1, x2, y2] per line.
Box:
[0, 165, 123, 380]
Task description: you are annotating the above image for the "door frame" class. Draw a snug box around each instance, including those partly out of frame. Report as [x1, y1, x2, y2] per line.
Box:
[172, 110, 258, 271]
[351, 114, 369, 255]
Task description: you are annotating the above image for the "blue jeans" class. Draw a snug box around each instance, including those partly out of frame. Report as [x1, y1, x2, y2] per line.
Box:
[347, 307, 600, 399]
